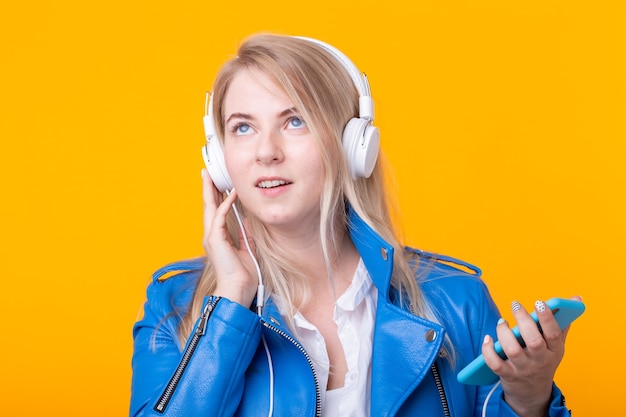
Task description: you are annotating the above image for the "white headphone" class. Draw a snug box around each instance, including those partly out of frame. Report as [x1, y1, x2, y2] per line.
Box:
[202, 36, 380, 192]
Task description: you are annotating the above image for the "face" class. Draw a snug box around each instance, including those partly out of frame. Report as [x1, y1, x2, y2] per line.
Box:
[222, 68, 326, 233]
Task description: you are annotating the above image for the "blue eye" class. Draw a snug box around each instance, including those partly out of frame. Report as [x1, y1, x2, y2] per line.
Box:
[233, 123, 252, 135]
[287, 117, 305, 129]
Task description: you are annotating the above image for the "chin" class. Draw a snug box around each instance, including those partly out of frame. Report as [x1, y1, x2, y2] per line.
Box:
[255, 209, 315, 228]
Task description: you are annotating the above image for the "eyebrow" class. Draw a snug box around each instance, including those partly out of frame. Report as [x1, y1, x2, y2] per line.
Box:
[225, 107, 299, 124]
[225, 112, 253, 124]
[278, 107, 298, 118]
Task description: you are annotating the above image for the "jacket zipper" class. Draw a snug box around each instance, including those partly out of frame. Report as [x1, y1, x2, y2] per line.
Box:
[431, 362, 450, 417]
[153, 296, 222, 413]
[262, 320, 322, 417]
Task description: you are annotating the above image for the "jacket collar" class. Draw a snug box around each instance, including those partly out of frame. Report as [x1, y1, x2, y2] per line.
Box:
[348, 208, 446, 416]
[347, 207, 395, 300]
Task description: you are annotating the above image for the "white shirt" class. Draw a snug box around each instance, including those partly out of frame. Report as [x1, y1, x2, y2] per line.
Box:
[290, 259, 378, 417]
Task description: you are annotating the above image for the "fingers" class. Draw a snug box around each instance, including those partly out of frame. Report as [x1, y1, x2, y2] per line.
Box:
[202, 169, 222, 212]
[237, 217, 256, 253]
[487, 299, 568, 372]
[202, 169, 220, 235]
[512, 301, 547, 355]
[533, 300, 565, 352]
[508, 300, 563, 355]
[202, 168, 237, 243]
[481, 320, 508, 375]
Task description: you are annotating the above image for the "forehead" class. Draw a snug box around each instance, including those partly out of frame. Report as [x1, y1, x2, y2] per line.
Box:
[223, 69, 294, 115]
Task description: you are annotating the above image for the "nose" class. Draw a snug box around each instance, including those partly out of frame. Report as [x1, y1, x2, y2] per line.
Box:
[255, 128, 284, 164]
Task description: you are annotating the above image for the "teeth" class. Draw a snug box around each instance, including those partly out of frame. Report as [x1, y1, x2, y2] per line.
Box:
[258, 180, 287, 188]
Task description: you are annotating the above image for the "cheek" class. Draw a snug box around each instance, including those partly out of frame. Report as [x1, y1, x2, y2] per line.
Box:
[223, 144, 246, 181]
[305, 156, 327, 190]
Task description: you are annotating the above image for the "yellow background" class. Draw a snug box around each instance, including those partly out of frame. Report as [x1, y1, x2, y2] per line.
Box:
[1, 0, 623, 415]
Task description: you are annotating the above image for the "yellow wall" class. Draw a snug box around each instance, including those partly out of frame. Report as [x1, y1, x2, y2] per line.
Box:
[1, 0, 623, 415]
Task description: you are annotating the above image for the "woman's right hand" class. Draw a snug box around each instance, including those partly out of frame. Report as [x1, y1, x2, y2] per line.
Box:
[202, 169, 258, 307]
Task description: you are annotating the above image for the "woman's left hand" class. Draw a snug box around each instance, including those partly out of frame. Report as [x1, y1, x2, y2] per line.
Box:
[482, 296, 582, 417]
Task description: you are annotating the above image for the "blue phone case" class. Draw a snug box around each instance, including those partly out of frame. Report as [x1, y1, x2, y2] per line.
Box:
[457, 297, 585, 385]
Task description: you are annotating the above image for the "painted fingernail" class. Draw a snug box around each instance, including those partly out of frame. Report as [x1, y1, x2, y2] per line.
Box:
[497, 317, 507, 325]
[511, 300, 522, 312]
[483, 335, 491, 344]
[535, 300, 547, 313]
[201, 169, 206, 178]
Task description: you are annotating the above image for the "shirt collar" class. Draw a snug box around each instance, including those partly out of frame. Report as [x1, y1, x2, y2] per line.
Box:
[335, 258, 373, 314]
[279, 258, 374, 328]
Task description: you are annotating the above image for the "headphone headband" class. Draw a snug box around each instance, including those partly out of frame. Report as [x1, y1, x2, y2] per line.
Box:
[293, 36, 374, 121]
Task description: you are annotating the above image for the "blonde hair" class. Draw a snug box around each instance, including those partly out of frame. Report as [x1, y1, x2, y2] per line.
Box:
[178, 34, 440, 345]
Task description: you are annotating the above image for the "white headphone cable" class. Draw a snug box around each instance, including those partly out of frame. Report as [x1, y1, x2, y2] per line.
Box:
[225, 189, 273, 417]
[481, 380, 502, 417]
[225, 189, 265, 314]
[261, 334, 275, 416]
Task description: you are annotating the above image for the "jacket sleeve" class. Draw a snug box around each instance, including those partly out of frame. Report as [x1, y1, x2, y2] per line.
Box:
[478, 383, 571, 417]
[130, 287, 262, 417]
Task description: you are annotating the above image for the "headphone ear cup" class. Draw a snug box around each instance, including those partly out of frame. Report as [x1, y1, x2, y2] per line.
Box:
[202, 139, 234, 193]
[342, 117, 380, 179]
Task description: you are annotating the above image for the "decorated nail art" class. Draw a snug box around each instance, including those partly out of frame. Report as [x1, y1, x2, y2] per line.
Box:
[497, 318, 506, 325]
[511, 300, 522, 312]
[535, 300, 547, 313]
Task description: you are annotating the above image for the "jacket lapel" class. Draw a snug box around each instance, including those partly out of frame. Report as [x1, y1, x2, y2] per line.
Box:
[348, 208, 446, 415]
[371, 299, 445, 416]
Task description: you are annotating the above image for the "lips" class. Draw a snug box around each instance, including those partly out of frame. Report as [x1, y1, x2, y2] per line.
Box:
[256, 179, 292, 189]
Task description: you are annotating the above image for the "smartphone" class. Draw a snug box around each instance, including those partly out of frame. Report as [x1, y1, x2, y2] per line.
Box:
[457, 297, 585, 385]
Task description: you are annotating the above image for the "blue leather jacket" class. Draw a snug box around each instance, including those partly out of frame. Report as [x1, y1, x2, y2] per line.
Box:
[131, 210, 571, 416]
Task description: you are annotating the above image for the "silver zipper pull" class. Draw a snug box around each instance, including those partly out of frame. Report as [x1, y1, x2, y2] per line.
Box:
[195, 299, 217, 336]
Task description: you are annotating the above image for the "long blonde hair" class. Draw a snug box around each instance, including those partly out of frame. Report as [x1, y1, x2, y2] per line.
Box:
[178, 33, 437, 343]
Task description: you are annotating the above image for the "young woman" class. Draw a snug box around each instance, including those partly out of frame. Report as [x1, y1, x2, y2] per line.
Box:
[131, 33, 579, 417]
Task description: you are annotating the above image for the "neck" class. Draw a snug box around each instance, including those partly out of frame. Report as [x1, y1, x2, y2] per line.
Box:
[270, 217, 354, 268]
[256, 214, 360, 305]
